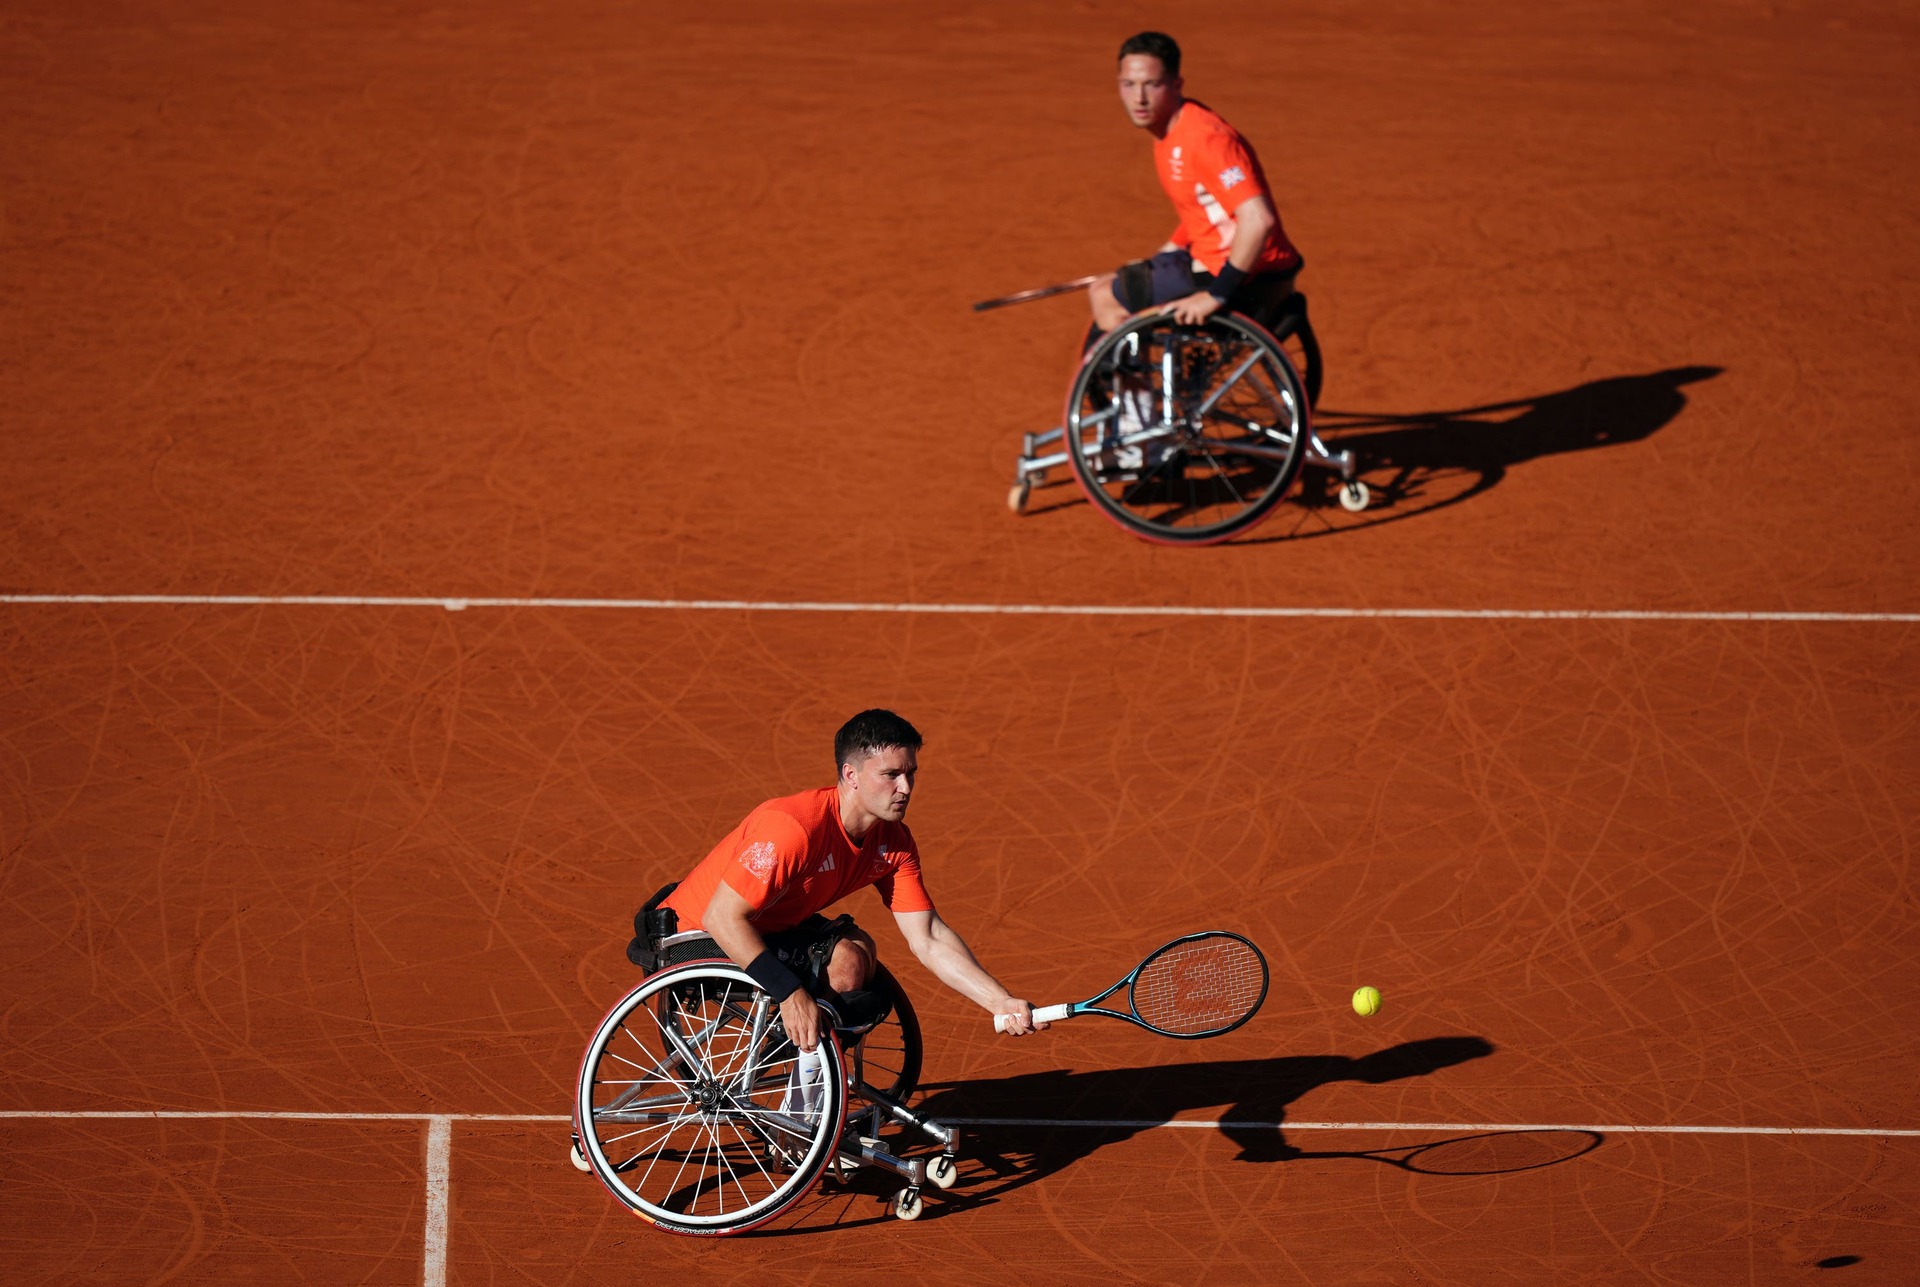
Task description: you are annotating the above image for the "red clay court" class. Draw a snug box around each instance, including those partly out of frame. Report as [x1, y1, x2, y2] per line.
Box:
[3, 1, 1917, 1282]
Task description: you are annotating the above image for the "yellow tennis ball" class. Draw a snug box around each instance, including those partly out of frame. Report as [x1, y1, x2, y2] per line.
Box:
[1352, 986, 1382, 1017]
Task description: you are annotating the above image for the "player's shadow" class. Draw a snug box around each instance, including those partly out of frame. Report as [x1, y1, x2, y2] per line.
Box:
[1260, 364, 1722, 540]
[772, 1034, 1607, 1232]
[894, 1035, 1522, 1217]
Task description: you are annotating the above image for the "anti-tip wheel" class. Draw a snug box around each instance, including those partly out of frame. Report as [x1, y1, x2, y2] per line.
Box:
[569, 1139, 590, 1173]
[1008, 479, 1032, 514]
[892, 1187, 924, 1221]
[1338, 480, 1370, 513]
[925, 1153, 958, 1190]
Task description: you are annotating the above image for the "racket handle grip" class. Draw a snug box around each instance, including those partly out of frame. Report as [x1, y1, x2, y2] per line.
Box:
[994, 1004, 1072, 1032]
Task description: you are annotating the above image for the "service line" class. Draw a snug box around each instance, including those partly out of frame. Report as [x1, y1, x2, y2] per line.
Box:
[1, 593, 1916, 624]
[2, 1109, 1915, 1137]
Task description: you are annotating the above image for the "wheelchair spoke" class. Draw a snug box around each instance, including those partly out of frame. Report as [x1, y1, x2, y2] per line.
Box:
[595, 1104, 702, 1159]
[710, 1122, 752, 1215]
[607, 1030, 694, 1089]
[720, 1115, 782, 1191]
[1115, 444, 1189, 508]
[1192, 345, 1265, 421]
[650, 1000, 713, 1082]
[1246, 362, 1302, 430]
[1192, 442, 1251, 507]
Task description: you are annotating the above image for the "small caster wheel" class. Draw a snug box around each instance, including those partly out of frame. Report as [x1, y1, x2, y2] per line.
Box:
[1008, 479, 1031, 514]
[925, 1153, 958, 1190]
[891, 1187, 924, 1221]
[569, 1138, 591, 1173]
[1337, 479, 1370, 513]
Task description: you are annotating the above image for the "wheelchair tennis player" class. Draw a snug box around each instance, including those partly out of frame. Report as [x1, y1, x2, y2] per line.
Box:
[643, 709, 1045, 1053]
[580, 710, 1268, 1230]
[1088, 31, 1305, 336]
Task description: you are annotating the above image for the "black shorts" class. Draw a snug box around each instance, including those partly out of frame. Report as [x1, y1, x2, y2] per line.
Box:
[1112, 249, 1210, 312]
[763, 913, 863, 995]
[1112, 249, 1303, 315]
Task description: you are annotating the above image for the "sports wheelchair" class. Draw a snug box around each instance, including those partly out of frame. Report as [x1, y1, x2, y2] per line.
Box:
[1007, 284, 1370, 544]
[570, 889, 960, 1234]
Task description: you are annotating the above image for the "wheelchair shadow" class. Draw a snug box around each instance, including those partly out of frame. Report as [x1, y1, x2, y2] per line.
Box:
[1016, 365, 1721, 538]
[774, 1035, 1561, 1231]
[1261, 364, 1723, 540]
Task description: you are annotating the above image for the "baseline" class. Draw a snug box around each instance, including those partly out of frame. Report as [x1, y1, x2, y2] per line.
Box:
[2, 592, 1916, 624]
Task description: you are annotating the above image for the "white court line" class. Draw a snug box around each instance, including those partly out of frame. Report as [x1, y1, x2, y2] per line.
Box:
[2, 1109, 1914, 1137]
[0, 1110, 564, 1121]
[10, 1106, 1911, 1286]
[422, 1117, 450, 1287]
[943, 1117, 1920, 1138]
[1, 592, 1916, 623]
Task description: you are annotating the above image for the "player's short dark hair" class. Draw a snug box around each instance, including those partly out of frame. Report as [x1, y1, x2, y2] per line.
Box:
[1118, 31, 1181, 78]
[834, 709, 923, 772]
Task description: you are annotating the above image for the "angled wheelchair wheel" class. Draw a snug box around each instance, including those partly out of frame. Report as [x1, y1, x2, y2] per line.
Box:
[574, 960, 848, 1236]
[1236, 284, 1322, 411]
[1269, 304, 1323, 412]
[1064, 311, 1312, 545]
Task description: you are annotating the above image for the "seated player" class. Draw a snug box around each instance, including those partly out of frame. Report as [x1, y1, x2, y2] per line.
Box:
[1088, 31, 1304, 336]
[658, 709, 1043, 1053]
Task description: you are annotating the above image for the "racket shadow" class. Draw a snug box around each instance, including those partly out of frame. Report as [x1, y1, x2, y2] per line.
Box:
[1292, 1127, 1603, 1176]
[911, 1035, 1520, 1204]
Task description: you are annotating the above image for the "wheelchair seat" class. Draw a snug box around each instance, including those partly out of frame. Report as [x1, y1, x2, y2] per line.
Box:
[1233, 274, 1302, 331]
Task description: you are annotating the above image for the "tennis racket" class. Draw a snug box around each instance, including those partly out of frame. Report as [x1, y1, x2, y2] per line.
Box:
[971, 274, 1103, 313]
[995, 931, 1268, 1038]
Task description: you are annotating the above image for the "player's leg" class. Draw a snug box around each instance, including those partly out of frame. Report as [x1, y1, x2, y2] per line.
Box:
[1087, 272, 1130, 333]
[1088, 250, 1200, 339]
[763, 914, 872, 996]
[824, 925, 877, 994]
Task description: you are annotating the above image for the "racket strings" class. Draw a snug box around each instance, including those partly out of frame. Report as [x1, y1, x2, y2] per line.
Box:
[1129, 936, 1265, 1036]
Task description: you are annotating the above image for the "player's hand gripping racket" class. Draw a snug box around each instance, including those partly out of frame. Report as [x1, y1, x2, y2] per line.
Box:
[996, 931, 1269, 1038]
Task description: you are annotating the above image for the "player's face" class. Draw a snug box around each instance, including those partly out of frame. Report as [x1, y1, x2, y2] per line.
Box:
[847, 746, 917, 823]
[1117, 54, 1181, 132]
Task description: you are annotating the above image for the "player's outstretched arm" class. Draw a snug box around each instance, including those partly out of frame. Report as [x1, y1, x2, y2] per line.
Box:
[893, 909, 1048, 1036]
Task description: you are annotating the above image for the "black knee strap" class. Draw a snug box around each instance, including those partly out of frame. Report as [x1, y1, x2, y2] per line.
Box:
[824, 988, 894, 1033]
[1115, 258, 1155, 313]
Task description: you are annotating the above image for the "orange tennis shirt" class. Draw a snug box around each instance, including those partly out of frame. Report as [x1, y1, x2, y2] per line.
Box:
[662, 787, 934, 933]
[1156, 100, 1302, 277]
